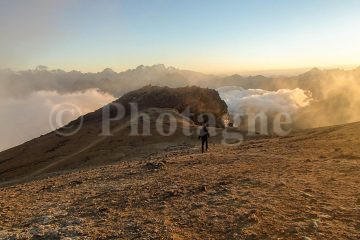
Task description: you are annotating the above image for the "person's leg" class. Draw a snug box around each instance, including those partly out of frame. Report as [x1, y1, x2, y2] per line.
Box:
[201, 138, 205, 153]
[206, 138, 208, 151]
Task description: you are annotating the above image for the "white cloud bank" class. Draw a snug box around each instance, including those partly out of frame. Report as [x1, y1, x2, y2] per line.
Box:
[217, 86, 312, 116]
[0, 89, 115, 152]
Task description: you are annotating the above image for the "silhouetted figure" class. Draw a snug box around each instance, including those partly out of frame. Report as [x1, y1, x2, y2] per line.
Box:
[199, 124, 209, 153]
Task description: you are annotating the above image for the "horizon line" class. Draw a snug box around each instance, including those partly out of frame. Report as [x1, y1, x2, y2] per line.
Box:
[2, 63, 360, 77]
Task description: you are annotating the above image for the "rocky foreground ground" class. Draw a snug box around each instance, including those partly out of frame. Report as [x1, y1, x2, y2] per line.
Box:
[1, 123, 360, 239]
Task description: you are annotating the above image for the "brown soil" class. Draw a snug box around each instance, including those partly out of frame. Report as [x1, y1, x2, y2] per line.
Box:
[1, 122, 360, 239]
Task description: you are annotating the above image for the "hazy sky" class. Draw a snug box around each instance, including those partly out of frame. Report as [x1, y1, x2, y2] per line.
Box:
[1, 0, 360, 74]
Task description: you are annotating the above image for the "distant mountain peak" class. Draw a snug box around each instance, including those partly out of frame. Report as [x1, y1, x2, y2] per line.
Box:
[133, 64, 169, 72]
[101, 68, 115, 73]
[300, 67, 323, 77]
[151, 64, 166, 70]
[35, 65, 48, 72]
[135, 64, 145, 70]
[308, 67, 322, 74]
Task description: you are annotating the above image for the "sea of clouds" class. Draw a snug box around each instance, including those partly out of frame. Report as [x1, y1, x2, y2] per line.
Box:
[216, 86, 312, 116]
[0, 89, 115, 151]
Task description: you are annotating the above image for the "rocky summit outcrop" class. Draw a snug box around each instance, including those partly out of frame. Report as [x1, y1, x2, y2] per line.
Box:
[83, 85, 228, 127]
[115, 85, 228, 127]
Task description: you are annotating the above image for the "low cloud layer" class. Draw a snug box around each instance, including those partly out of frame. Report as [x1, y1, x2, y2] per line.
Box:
[0, 89, 114, 151]
[217, 86, 312, 116]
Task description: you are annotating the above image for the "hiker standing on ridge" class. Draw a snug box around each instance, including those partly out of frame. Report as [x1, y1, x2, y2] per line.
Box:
[199, 124, 210, 153]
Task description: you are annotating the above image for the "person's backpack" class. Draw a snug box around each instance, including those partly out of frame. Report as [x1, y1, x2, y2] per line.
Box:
[199, 127, 208, 138]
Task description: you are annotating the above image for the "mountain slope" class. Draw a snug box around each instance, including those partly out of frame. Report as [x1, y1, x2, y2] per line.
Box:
[0, 122, 359, 239]
[0, 86, 227, 183]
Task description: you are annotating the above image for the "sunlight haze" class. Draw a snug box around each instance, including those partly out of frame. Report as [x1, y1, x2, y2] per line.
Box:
[1, 0, 360, 74]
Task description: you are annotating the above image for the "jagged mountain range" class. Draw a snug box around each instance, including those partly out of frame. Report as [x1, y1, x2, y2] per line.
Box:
[1, 64, 360, 99]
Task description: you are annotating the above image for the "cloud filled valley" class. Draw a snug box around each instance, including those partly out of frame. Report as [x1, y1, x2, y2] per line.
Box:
[216, 86, 312, 116]
[0, 64, 360, 151]
[0, 89, 115, 151]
